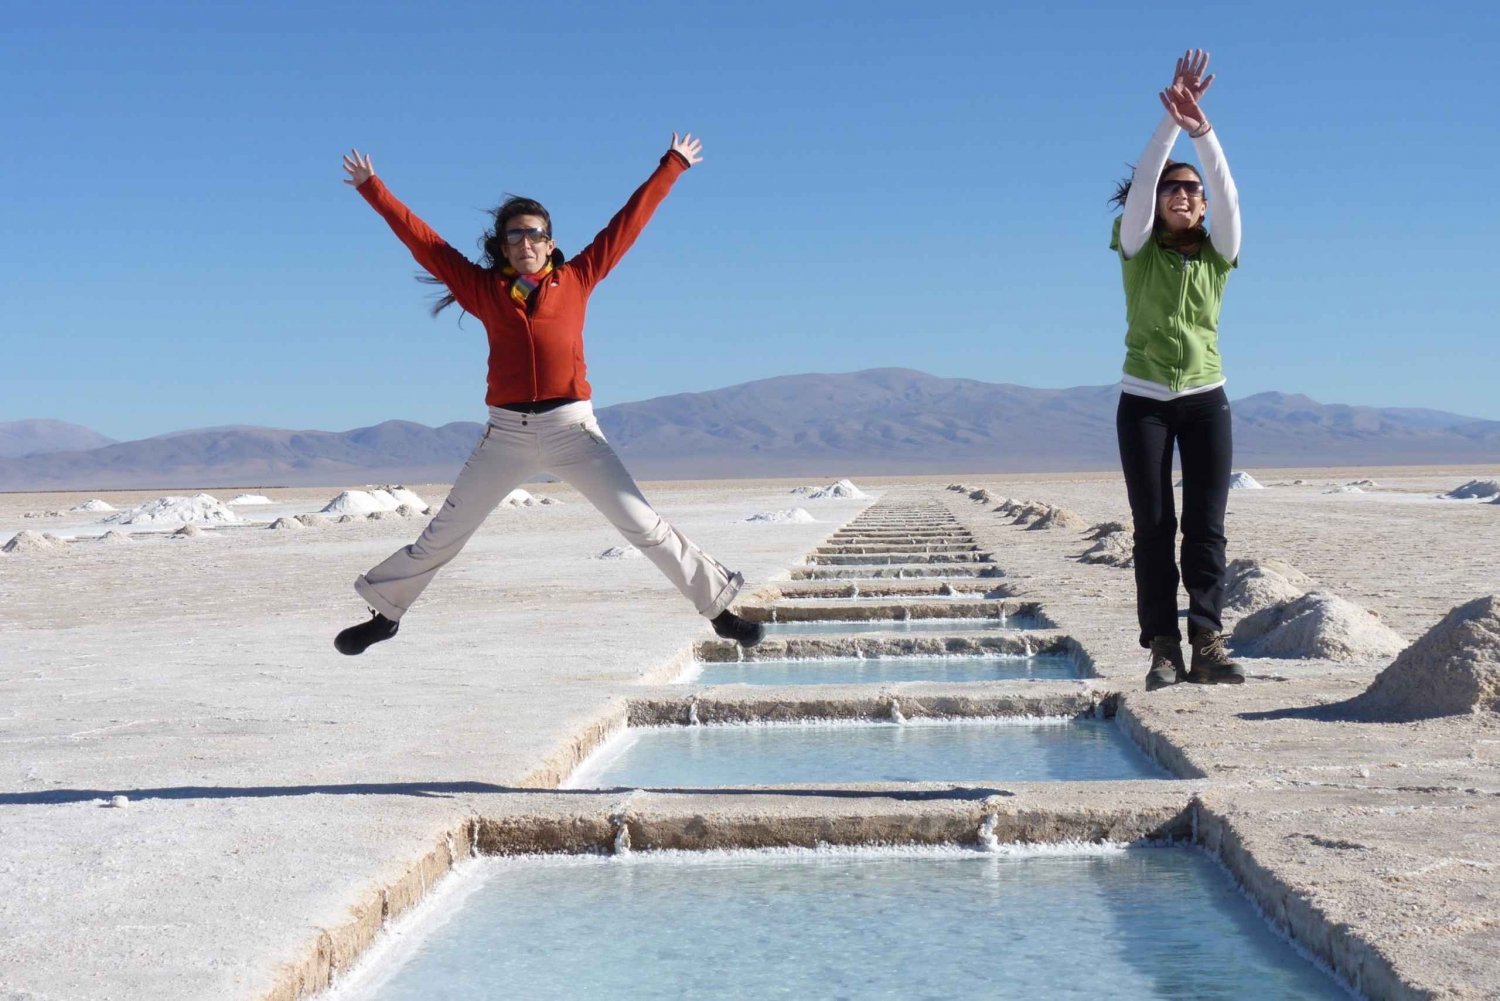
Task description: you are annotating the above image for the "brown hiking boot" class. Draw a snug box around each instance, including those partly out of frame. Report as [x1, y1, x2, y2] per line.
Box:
[1144, 636, 1186, 691]
[1188, 631, 1245, 684]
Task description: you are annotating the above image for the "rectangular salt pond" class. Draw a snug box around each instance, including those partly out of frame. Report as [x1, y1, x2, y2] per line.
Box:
[344, 847, 1346, 1000]
[766, 615, 1042, 635]
[689, 652, 1081, 686]
[565, 718, 1160, 788]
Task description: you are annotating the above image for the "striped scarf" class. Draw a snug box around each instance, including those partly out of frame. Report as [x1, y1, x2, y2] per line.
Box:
[503, 261, 555, 307]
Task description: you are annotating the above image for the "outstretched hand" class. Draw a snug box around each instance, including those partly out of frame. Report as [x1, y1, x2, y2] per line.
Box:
[670, 132, 704, 166]
[1170, 48, 1214, 100]
[1159, 49, 1214, 135]
[342, 149, 375, 187]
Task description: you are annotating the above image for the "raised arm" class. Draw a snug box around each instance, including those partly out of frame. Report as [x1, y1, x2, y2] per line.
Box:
[341, 149, 486, 310]
[1118, 114, 1179, 260]
[1179, 105, 1240, 264]
[569, 133, 703, 291]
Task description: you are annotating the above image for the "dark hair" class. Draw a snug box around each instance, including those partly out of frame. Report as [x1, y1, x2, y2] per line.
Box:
[418, 195, 565, 317]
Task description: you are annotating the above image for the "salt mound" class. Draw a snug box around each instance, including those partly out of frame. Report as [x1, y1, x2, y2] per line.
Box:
[1223, 558, 1312, 616]
[1348, 479, 1378, 488]
[744, 508, 817, 524]
[1077, 531, 1133, 567]
[1444, 479, 1500, 500]
[365, 510, 398, 521]
[4, 531, 64, 553]
[539, 497, 561, 506]
[382, 486, 427, 508]
[172, 525, 204, 538]
[321, 485, 427, 515]
[392, 504, 424, 519]
[1357, 595, 1500, 719]
[598, 545, 642, 560]
[106, 494, 238, 526]
[336, 514, 359, 524]
[500, 489, 541, 508]
[1028, 505, 1088, 531]
[295, 513, 332, 528]
[96, 530, 131, 544]
[794, 479, 869, 500]
[321, 490, 384, 515]
[1228, 471, 1264, 490]
[1232, 591, 1406, 661]
[71, 499, 115, 513]
[1009, 501, 1052, 526]
[229, 494, 273, 506]
[1326, 485, 1364, 494]
[1083, 521, 1128, 540]
[968, 489, 995, 503]
[946, 483, 971, 492]
[268, 517, 303, 531]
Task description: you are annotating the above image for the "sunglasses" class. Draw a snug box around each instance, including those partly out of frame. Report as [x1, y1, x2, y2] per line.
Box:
[1157, 179, 1204, 198]
[503, 226, 551, 246]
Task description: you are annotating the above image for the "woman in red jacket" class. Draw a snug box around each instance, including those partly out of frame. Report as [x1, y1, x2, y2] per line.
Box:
[334, 133, 763, 654]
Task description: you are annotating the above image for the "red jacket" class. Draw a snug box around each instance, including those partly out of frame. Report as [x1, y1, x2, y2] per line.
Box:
[358, 152, 689, 405]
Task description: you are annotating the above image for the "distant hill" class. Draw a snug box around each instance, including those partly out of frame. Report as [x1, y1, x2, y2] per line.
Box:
[0, 420, 116, 459]
[1, 370, 1496, 490]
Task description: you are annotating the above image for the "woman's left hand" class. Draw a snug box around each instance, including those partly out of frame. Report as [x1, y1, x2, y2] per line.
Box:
[670, 132, 704, 166]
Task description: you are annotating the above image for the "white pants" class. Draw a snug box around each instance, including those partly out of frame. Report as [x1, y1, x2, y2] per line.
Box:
[355, 401, 743, 622]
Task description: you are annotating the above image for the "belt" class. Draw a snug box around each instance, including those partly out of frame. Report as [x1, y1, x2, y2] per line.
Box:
[494, 397, 582, 414]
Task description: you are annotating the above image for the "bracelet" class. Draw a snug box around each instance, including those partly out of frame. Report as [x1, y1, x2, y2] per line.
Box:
[1190, 122, 1213, 139]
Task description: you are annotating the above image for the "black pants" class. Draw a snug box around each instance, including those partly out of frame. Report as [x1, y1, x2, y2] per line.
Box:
[1116, 387, 1232, 647]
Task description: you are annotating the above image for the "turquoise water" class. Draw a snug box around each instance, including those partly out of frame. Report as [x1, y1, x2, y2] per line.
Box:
[355, 848, 1346, 1000]
[567, 719, 1161, 788]
[767, 615, 1041, 635]
[691, 653, 1080, 686]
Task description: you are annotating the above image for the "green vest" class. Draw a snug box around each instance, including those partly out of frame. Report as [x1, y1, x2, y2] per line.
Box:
[1110, 216, 1236, 392]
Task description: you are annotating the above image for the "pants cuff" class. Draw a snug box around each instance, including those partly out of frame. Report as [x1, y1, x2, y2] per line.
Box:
[355, 575, 407, 622]
[702, 570, 744, 619]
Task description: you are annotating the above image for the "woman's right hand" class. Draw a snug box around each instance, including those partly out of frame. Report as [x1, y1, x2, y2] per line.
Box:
[342, 149, 375, 187]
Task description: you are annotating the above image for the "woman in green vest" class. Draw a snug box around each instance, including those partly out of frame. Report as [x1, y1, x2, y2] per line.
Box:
[1109, 50, 1244, 691]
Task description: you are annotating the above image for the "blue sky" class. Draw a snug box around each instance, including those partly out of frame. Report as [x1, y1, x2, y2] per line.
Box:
[4, 0, 1497, 440]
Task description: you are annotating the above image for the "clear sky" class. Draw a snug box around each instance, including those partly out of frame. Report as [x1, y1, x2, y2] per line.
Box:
[4, 0, 1497, 441]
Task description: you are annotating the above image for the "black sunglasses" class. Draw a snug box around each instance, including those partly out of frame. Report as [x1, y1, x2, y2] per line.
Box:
[503, 226, 552, 246]
[1157, 179, 1204, 198]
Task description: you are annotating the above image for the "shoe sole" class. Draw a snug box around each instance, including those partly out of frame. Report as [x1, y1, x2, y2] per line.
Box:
[1187, 670, 1245, 685]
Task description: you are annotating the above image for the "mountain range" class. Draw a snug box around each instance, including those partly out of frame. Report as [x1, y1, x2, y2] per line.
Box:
[3, 369, 1496, 490]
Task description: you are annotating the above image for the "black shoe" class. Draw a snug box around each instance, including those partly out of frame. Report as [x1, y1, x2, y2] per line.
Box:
[711, 609, 765, 648]
[1144, 636, 1186, 691]
[335, 610, 399, 655]
[1188, 631, 1245, 684]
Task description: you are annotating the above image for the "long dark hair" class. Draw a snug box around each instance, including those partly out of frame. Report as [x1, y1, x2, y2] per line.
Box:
[1109, 159, 1208, 246]
[418, 195, 565, 317]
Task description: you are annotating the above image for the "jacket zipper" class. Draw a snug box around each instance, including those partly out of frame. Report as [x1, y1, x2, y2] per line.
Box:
[1173, 255, 1190, 392]
[522, 282, 541, 402]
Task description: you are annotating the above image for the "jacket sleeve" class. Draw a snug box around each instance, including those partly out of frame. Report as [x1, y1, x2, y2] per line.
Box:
[1118, 112, 1180, 260]
[356, 176, 486, 311]
[1194, 127, 1241, 265]
[569, 152, 689, 292]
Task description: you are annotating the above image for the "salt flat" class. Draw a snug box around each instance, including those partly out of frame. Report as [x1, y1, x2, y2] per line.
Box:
[2, 467, 1498, 999]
